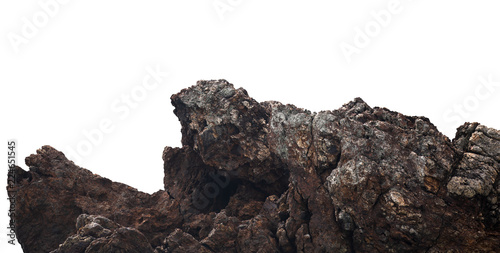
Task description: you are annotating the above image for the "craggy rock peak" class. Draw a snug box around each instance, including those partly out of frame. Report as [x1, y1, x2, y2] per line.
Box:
[9, 79, 500, 252]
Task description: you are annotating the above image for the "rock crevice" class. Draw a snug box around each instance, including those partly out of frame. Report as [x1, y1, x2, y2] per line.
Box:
[9, 80, 500, 252]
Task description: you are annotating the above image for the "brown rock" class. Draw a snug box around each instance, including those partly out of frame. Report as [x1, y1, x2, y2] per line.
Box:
[9, 80, 500, 252]
[162, 228, 212, 253]
[51, 214, 154, 253]
[12, 146, 181, 252]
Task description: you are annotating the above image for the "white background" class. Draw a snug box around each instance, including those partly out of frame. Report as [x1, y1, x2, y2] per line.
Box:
[1, 1, 499, 252]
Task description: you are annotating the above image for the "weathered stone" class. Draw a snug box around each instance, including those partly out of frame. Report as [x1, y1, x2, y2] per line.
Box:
[162, 228, 211, 253]
[9, 80, 500, 252]
[50, 214, 154, 253]
[448, 123, 500, 230]
[11, 146, 182, 252]
[171, 80, 288, 195]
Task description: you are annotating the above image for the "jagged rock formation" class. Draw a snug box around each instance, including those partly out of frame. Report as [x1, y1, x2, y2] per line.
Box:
[9, 80, 500, 252]
[51, 214, 155, 253]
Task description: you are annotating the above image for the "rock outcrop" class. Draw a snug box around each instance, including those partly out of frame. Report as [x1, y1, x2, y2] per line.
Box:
[8, 80, 500, 252]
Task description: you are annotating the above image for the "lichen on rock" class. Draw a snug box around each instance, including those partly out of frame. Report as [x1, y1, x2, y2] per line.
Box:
[8, 80, 500, 252]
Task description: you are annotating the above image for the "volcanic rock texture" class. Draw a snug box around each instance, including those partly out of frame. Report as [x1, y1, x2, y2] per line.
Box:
[9, 80, 500, 252]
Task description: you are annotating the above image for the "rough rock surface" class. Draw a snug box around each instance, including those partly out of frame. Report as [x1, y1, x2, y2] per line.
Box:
[10, 146, 182, 252]
[9, 80, 500, 252]
[51, 214, 154, 253]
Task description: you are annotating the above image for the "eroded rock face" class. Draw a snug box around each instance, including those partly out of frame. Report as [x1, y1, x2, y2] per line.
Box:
[9, 80, 500, 252]
[10, 146, 182, 252]
[448, 123, 500, 228]
[51, 214, 154, 253]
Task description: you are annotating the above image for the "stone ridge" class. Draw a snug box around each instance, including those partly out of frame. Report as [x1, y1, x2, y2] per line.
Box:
[9, 79, 500, 252]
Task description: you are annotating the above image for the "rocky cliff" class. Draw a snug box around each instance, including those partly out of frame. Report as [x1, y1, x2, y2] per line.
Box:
[8, 80, 500, 252]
